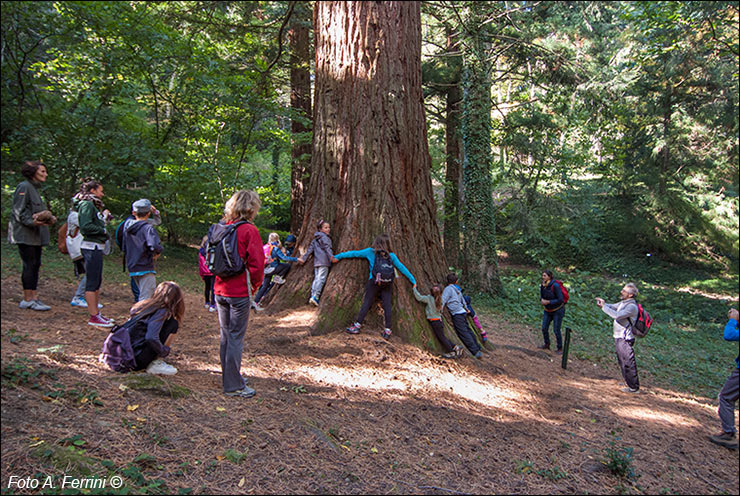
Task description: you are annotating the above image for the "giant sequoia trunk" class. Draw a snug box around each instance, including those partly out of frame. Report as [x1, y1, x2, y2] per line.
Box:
[268, 1, 448, 347]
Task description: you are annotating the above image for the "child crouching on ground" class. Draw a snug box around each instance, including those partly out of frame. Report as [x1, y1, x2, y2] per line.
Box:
[100, 281, 184, 375]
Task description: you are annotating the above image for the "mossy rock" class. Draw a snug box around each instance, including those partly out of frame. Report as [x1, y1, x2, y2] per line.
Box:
[121, 374, 191, 398]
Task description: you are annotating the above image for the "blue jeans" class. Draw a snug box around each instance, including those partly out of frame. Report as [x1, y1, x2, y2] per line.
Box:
[541, 306, 565, 349]
[215, 295, 251, 393]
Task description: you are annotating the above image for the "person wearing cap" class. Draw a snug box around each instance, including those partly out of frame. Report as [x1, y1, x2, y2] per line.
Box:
[120, 199, 161, 301]
[122, 199, 163, 302]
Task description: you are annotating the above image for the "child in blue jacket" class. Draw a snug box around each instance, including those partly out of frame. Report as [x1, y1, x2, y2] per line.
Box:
[333, 233, 415, 340]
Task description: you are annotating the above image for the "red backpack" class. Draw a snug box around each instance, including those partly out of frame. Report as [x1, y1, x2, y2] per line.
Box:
[630, 303, 653, 338]
[554, 280, 569, 304]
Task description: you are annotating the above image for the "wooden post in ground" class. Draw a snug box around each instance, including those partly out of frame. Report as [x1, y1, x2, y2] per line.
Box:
[561, 327, 572, 369]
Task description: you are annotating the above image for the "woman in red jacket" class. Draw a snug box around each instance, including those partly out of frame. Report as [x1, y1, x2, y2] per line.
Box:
[213, 190, 265, 398]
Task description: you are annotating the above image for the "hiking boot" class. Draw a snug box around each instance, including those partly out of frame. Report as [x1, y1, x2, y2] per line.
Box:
[555, 348, 563, 355]
[537, 344, 550, 350]
[273, 275, 286, 285]
[381, 328, 392, 340]
[621, 387, 640, 394]
[225, 385, 256, 398]
[454, 345, 464, 358]
[209, 304, 216, 313]
[88, 313, 114, 328]
[708, 431, 738, 450]
[346, 322, 361, 334]
[146, 359, 177, 376]
[309, 295, 319, 306]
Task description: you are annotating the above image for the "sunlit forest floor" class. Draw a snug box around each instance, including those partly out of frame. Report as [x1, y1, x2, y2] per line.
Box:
[1, 244, 738, 495]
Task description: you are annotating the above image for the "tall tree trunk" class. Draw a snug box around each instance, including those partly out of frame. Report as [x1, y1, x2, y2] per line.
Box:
[460, 4, 502, 295]
[289, 1, 312, 234]
[269, 1, 447, 346]
[443, 26, 463, 269]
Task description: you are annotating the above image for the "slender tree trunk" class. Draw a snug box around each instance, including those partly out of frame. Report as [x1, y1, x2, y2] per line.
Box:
[460, 4, 502, 295]
[289, 1, 312, 234]
[269, 1, 447, 346]
[443, 26, 463, 269]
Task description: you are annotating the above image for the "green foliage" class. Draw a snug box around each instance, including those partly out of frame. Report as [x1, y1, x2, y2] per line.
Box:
[1, 1, 295, 243]
[603, 432, 636, 480]
[1, 358, 57, 388]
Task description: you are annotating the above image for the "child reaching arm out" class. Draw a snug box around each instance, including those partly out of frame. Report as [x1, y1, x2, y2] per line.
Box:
[413, 284, 462, 359]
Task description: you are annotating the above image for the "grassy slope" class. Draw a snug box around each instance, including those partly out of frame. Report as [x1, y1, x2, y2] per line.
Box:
[478, 257, 739, 398]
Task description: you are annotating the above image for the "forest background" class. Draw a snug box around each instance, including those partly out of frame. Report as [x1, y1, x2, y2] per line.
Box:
[2, 1, 737, 268]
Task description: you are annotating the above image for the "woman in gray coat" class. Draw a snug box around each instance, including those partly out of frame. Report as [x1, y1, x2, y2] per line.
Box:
[8, 161, 52, 311]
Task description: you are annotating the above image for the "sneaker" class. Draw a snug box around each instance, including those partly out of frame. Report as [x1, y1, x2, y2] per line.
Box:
[88, 313, 114, 328]
[381, 328, 392, 340]
[273, 275, 286, 285]
[555, 348, 563, 355]
[621, 387, 640, 394]
[209, 304, 216, 313]
[204, 303, 210, 310]
[346, 322, 361, 334]
[708, 432, 738, 450]
[309, 296, 319, 306]
[71, 297, 88, 307]
[30, 300, 51, 311]
[474, 351, 483, 359]
[454, 345, 464, 358]
[20, 299, 51, 311]
[225, 385, 256, 398]
[481, 335, 488, 343]
[251, 301, 264, 312]
[70, 298, 103, 309]
[537, 344, 550, 350]
[442, 351, 456, 359]
[146, 359, 177, 375]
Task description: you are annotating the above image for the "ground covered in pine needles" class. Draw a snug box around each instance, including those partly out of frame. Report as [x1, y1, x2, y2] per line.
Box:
[1, 271, 738, 495]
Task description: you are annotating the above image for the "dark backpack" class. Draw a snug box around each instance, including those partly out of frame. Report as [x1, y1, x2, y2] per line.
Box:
[114, 218, 130, 249]
[372, 251, 395, 286]
[629, 303, 653, 338]
[553, 280, 569, 304]
[99, 323, 136, 373]
[207, 221, 248, 278]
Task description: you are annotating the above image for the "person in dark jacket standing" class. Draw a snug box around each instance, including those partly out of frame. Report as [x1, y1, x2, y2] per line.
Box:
[596, 283, 641, 393]
[122, 199, 163, 302]
[539, 270, 565, 353]
[73, 178, 114, 327]
[8, 160, 54, 311]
